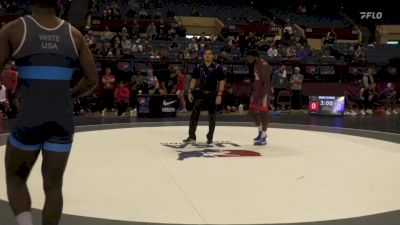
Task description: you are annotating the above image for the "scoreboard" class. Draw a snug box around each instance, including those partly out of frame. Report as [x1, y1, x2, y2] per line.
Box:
[308, 96, 345, 116]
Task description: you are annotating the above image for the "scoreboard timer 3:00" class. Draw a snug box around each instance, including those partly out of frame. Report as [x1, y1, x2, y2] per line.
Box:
[308, 96, 345, 116]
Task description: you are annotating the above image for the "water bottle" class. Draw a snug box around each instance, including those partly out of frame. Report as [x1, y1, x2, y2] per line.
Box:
[239, 104, 244, 112]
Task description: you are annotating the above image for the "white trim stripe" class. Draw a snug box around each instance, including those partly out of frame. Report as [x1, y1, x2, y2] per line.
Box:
[69, 24, 79, 57]
[12, 17, 27, 57]
[27, 15, 64, 31]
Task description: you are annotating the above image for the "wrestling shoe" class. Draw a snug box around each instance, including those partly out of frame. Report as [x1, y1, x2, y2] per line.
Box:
[254, 137, 267, 146]
[183, 137, 196, 143]
[253, 132, 261, 141]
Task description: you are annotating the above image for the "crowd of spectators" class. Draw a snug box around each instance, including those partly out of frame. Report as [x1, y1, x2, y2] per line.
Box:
[0, 1, 397, 118]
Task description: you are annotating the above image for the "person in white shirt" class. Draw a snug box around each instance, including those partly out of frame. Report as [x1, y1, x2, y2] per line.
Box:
[146, 22, 157, 40]
[121, 36, 132, 55]
[120, 27, 130, 38]
[101, 26, 114, 42]
[132, 40, 143, 53]
[290, 67, 304, 110]
[0, 80, 10, 113]
[267, 45, 278, 57]
[188, 38, 198, 53]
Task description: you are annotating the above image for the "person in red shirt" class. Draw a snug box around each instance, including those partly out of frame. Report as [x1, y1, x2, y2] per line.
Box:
[114, 81, 130, 116]
[176, 68, 186, 112]
[101, 67, 116, 115]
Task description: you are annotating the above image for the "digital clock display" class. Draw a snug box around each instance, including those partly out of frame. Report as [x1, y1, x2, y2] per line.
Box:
[309, 96, 345, 116]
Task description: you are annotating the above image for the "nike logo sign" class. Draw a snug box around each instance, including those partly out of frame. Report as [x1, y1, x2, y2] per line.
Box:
[163, 100, 177, 106]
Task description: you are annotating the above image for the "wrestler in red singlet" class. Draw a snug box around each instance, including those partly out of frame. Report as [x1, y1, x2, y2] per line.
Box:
[246, 50, 272, 145]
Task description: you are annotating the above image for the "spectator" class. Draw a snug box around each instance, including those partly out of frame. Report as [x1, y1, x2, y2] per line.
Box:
[247, 16, 256, 24]
[132, 40, 143, 53]
[267, 45, 278, 57]
[101, 67, 116, 115]
[101, 26, 114, 42]
[247, 32, 257, 50]
[84, 33, 95, 48]
[176, 68, 186, 112]
[271, 65, 289, 111]
[360, 67, 375, 115]
[191, 6, 200, 16]
[356, 47, 367, 65]
[197, 32, 207, 42]
[283, 20, 293, 45]
[1, 61, 18, 100]
[154, 9, 162, 19]
[217, 51, 229, 64]
[286, 45, 296, 58]
[110, 1, 119, 11]
[131, 20, 141, 38]
[139, 8, 148, 19]
[146, 22, 157, 40]
[298, 33, 308, 47]
[347, 46, 356, 62]
[261, 15, 269, 24]
[1, 62, 18, 116]
[143, 40, 153, 53]
[93, 42, 105, 56]
[257, 35, 269, 51]
[167, 27, 177, 41]
[121, 36, 132, 55]
[238, 31, 248, 57]
[120, 27, 130, 39]
[106, 48, 114, 57]
[0, 80, 9, 115]
[296, 46, 307, 59]
[198, 40, 206, 56]
[130, 72, 144, 110]
[344, 90, 359, 116]
[114, 48, 122, 58]
[155, 0, 163, 8]
[113, 36, 121, 49]
[188, 39, 198, 53]
[224, 87, 238, 112]
[157, 18, 167, 40]
[113, 8, 121, 19]
[177, 51, 188, 71]
[103, 5, 113, 19]
[162, 69, 178, 94]
[89, 1, 98, 15]
[114, 81, 130, 116]
[170, 34, 179, 48]
[127, 0, 139, 18]
[290, 67, 304, 110]
[144, 67, 162, 95]
[324, 28, 337, 45]
[143, 0, 151, 9]
[296, 5, 304, 13]
[379, 83, 398, 115]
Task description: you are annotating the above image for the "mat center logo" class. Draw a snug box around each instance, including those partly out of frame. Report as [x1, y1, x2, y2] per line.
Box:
[161, 141, 261, 160]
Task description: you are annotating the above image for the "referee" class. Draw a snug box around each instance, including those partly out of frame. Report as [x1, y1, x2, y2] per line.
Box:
[183, 47, 226, 144]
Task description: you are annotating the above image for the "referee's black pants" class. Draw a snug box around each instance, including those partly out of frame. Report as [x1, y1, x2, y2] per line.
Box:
[189, 92, 217, 141]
